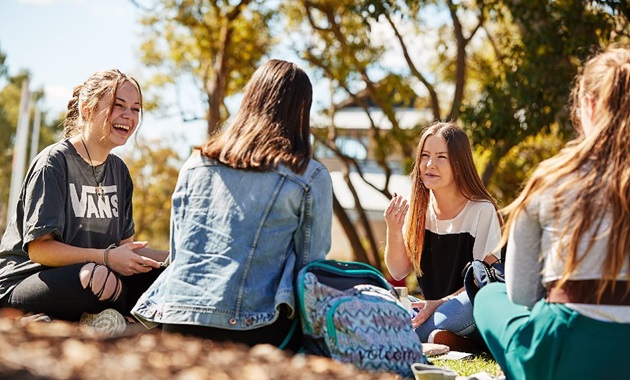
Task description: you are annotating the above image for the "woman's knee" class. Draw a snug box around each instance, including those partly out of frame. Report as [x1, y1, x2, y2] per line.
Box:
[474, 283, 506, 316]
[79, 263, 122, 302]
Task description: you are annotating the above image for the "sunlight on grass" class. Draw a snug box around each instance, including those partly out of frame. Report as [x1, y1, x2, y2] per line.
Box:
[430, 354, 502, 377]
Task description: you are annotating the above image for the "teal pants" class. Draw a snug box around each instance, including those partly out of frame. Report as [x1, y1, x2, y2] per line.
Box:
[474, 283, 630, 380]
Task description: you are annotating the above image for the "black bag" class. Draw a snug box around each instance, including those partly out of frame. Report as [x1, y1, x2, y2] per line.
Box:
[463, 259, 505, 304]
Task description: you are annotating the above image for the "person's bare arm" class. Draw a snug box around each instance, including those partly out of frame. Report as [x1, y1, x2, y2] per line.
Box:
[384, 193, 412, 280]
[132, 246, 169, 263]
[410, 287, 465, 328]
[29, 234, 161, 276]
[29, 234, 105, 266]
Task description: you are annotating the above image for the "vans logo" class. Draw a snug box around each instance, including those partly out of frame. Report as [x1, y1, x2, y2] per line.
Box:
[69, 183, 119, 218]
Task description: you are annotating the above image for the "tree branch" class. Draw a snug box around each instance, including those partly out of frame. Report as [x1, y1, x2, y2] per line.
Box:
[383, 11, 441, 120]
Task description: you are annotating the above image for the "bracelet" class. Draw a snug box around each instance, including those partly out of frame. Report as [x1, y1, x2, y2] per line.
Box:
[103, 244, 116, 267]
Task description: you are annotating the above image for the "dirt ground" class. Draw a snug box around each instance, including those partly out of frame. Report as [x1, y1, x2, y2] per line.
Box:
[0, 312, 402, 380]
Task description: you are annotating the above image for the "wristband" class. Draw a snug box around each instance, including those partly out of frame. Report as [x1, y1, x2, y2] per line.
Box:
[103, 244, 117, 267]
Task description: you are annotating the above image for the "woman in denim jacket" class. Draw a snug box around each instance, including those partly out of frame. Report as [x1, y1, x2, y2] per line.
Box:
[132, 60, 333, 351]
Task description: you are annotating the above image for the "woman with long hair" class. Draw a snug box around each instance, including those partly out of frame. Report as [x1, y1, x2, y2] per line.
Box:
[0, 69, 167, 335]
[474, 46, 630, 379]
[132, 60, 333, 351]
[384, 121, 502, 351]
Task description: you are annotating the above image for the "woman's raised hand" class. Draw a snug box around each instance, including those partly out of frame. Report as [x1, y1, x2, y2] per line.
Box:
[384, 193, 409, 229]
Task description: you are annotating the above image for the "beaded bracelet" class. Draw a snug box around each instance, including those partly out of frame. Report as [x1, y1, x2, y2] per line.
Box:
[103, 244, 117, 267]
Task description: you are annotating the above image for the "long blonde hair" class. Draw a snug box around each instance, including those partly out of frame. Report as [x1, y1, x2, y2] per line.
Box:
[405, 122, 501, 274]
[501, 46, 630, 301]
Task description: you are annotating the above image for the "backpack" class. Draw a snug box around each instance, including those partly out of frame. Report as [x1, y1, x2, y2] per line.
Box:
[296, 259, 426, 378]
[462, 259, 505, 305]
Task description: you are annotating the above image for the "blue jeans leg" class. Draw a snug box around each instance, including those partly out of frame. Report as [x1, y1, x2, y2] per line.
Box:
[415, 290, 476, 342]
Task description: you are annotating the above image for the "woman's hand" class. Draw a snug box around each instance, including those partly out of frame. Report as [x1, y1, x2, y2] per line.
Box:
[410, 299, 442, 329]
[383, 192, 412, 280]
[106, 241, 161, 276]
[384, 193, 409, 229]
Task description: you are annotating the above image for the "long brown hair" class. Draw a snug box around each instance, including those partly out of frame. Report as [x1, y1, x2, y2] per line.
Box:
[201, 59, 313, 174]
[501, 46, 630, 301]
[405, 122, 501, 273]
[63, 69, 143, 138]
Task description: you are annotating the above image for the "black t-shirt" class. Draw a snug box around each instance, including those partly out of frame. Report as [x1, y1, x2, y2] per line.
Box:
[0, 139, 134, 300]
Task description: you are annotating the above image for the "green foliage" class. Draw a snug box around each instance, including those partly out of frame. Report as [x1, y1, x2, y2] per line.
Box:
[487, 125, 566, 207]
[462, 0, 628, 186]
[0, 49, 6, 79]
[0, 60, 62, 230]
[121, 138, 182, 250]
[135, 0, 277, 134]
[129, 0, 628, 262]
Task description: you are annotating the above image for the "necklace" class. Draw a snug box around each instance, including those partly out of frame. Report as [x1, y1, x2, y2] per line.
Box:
[81, 138, 105, 199]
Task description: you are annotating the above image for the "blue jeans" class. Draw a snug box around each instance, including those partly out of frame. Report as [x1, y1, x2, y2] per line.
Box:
[414, 290, 476, 342]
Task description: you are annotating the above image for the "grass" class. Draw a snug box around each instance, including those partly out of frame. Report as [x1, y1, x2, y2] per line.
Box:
[430, 354, 503, 377]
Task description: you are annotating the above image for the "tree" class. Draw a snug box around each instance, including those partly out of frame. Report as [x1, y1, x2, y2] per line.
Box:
[282, 0, 487, 270]
[0, 50, 62, 230]
[131, 0, 277, 136]
[129, 0, 629, 269]
[464, 0, 629, 195]
[132, 0, 488, 269]
[485, 126, 564, 205]
[121, 138, 182, 250]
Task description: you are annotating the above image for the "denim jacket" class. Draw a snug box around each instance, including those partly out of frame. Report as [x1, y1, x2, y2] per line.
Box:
[132, 151, 332, 330]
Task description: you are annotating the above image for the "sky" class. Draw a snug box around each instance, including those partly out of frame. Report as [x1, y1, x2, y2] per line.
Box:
[0, 0, 436, 159]
[0, 0, 209, 157]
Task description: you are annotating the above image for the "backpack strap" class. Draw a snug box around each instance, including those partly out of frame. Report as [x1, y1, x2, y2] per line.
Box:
[277, 317, 299, 350]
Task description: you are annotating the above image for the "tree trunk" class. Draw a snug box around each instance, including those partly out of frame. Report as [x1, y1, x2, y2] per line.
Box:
[205, 21, 232, 137]
[342, 173, 382, 272]
[481, 141, 512, 186]
[332, 194, 373, 266]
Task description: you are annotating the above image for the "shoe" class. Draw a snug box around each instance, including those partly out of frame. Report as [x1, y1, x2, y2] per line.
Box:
[428, 329, 481, 353]
[422, 342, 450, 356]
[79, 308, 127, 336]
[20, 313, 52, 324]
